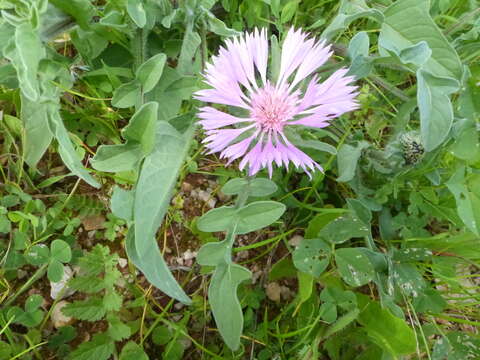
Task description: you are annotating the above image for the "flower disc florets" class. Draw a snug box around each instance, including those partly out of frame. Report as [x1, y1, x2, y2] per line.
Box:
[195, 28, 359, 178]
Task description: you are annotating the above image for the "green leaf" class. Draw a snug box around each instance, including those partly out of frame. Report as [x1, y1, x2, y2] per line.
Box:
[20, 96, 53, 168]
[292, 238, 330, 277]
[280, 0, 298, 24]
[62, 298, 106, 321]
[348, 31, 369, 59]
[446, 167, 480, 235]
[49, 0, 95, 30]
[107, 316, 131, 341]
[111, 81, 141, 108]
[69, 334, 114, 360]
[305, 212, 342, 238]
[4, 22, 45, 101]
[47, 259, 65, 282]
[51, 239, 72, 263]
[131, 122, 195, 304]
[25, 294, 43, 313]
[417, 70, 459, 151]
[47, 110, 100, 188]
[320, 214, 369, 244]
[322, 0, 383, 40]
[122, 102, 158, 155]
[119, 341, 149, 360]
[111, 186, 134, 221]
[205, 11, 241, 37]
[323, 308, 359, 338]
[136, 53, 167, 93]
[379, 0, 463, 80]
[336, 141, 369, 182]
[209, 263, 251, 351]
[197, 206, 237, 232]
[221, 178, 278, 197]
[236, 201, 286, 234]
[357, 300, 416, 356]
[297, 271, 313, 303]
[25, 244, 50, 266]
[177, 25, 201, 75]
[335, 248, 375, 287]
[126, 0, 146, 28]
[91, 143, 142, 173]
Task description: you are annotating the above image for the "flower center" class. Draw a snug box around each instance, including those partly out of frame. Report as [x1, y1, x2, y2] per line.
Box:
[250, 84, 296, 133]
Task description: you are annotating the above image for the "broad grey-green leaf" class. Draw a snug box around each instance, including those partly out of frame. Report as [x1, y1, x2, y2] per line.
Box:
[136, 53, 167, 93]
[47, 109, 100, 188]
[335, 248, 375, 287]
[236, 201, 286, 234]
[126, 0, 146, 28]
[5, 22, 45, 101]
[398, 41, 432, 67]
[209, 263, 251, 350]
[197, 207, 237, 232]
[133, 122, 195, 304]
[379, 0, 462, 80]
[348, 31, 369, 59]
[417, 69, 459, 151]
[91, 143, 142, 172]
[111, 81, 141, 108]
[336, 141, 369, 182]
[122, 101, 158, 155]
[21, 96, 53, 168]
[111, 186, 134, 221]
[49, 0, 95, 30]
[221, 178, 278, 197]
[177, 25, 201, 75]
[321, 0, 383, 40]
[197, 240, 231, 266]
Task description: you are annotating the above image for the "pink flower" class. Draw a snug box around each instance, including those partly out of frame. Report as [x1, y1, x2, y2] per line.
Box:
[195, 28, 359, 178]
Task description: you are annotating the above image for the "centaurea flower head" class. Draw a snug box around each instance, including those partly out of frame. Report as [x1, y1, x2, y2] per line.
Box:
[195, 28, 359, 178]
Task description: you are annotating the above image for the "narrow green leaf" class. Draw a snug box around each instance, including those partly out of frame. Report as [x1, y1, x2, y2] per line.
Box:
[177, 25, 201, 75]
[47, 109, 100, 188]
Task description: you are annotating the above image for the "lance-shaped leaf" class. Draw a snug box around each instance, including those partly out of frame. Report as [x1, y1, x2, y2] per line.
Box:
[4, 22, 45, 101]
[209, 263, 251, 350]
[321, 0, 383, 40]
[47, 108, 100, 188]
[132, 121, 195, 304]
[21, 96, 53, 168]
